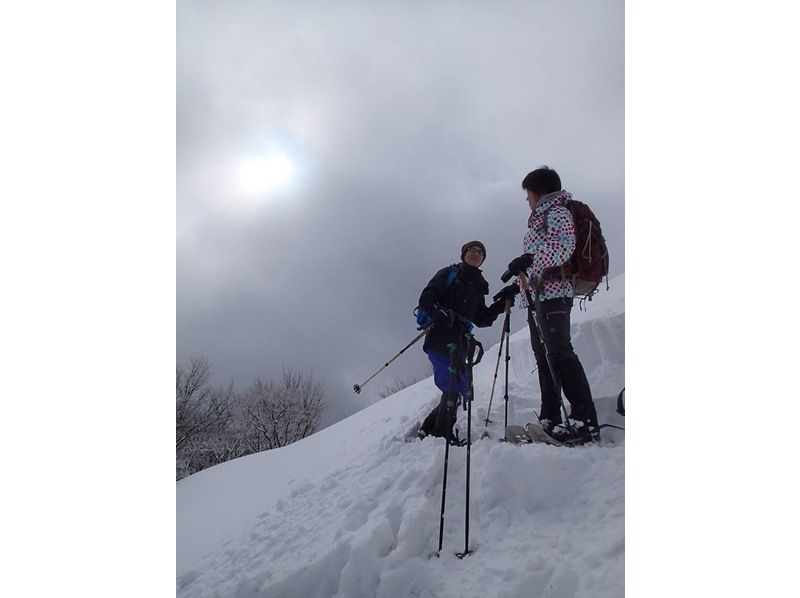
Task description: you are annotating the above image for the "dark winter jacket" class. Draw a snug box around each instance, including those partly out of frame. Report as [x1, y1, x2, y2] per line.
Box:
[417, 262, 503, 357]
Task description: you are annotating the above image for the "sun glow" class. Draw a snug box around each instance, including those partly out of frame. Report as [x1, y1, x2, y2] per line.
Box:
[237, 153, 296, 195]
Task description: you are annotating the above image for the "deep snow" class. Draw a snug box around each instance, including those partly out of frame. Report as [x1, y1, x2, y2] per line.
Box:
[177, 274, 625, 598]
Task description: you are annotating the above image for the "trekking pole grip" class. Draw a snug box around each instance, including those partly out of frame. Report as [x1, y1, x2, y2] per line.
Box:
[519, 271, 530, 293]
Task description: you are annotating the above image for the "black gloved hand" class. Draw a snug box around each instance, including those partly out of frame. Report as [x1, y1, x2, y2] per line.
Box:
[506, 254, 534, 277]
[493, 283, 520, 305]
[433, 307, 456, 328]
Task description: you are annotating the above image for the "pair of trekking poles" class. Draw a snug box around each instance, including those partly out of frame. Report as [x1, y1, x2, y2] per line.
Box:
[483, 300, 512, 433]
[352, 317, 484, 558]
[433, 327, 483, 559]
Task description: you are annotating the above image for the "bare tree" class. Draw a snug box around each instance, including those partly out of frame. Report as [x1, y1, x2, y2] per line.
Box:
[176, 360, 328, 479]
[176, 357, 230, 449]
[176, 357, 237, 479]
[241, 368, 326, 451]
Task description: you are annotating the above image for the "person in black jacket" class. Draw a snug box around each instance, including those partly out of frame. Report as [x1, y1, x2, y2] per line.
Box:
[414, 241, 517, 442]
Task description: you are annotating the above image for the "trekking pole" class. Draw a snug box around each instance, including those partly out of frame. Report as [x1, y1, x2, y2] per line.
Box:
[353, 328, 429, 394]
[432, 341, 459, 558]
[519, 273, 573, 433]
[457, 332, 483, 559]
[483, 303, 510, 427]
[502, 300, 511, 430]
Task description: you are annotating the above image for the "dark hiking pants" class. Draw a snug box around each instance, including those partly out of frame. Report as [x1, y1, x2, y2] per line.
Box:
[527, 297, 598, 427]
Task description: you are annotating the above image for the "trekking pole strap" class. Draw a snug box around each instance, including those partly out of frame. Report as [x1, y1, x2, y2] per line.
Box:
[469, 338, 484, 367]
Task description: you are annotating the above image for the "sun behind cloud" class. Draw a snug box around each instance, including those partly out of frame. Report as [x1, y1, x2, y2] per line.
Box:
[237, 152, 296, 196]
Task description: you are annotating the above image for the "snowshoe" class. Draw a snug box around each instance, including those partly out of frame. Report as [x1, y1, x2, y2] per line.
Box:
[505, 422, 594, 447]
[505, 424, 532, 444]
[524, 422, 565, 446]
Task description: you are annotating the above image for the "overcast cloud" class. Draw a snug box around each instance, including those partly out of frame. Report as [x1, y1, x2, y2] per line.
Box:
[177, 0, 624, 425]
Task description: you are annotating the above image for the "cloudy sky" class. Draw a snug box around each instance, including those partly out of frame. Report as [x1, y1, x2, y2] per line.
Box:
[177, 0, 624, 425]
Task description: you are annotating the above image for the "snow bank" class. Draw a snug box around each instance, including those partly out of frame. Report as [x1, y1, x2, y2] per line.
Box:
[177, 274, 625, 598]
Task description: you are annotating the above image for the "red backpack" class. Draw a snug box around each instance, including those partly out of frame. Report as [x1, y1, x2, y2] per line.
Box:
[541, 199, 609, 299]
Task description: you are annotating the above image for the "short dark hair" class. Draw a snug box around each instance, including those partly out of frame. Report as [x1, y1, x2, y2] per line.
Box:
[521, 166, 561, 195]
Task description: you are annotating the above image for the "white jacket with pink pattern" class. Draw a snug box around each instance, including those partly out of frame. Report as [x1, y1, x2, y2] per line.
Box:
[519, 190, 576, 305]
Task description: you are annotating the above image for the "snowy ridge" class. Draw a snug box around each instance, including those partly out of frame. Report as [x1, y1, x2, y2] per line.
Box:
[177, 274, 625, 598]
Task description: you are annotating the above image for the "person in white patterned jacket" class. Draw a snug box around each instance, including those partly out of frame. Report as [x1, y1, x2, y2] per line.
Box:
[504, 166, 600, 444]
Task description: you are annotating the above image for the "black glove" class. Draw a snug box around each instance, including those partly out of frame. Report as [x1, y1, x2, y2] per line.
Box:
[506, 254, 534, 277]
[493, 283, 520, 305]
[433, 307, 456, 327]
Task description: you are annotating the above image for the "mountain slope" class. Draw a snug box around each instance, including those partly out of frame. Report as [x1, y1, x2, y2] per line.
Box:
[177, 274, 625, 598]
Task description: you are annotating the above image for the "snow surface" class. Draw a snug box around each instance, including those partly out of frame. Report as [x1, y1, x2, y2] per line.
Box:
[177, 274, 625, 598]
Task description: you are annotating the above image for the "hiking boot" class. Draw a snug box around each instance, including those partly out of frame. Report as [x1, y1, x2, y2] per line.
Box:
[537, 418, 555, 434]
[549, 419, 599, 445]
[448, 427, 467, 446]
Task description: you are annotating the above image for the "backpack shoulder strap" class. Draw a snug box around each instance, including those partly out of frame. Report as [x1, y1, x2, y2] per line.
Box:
[538, 200, 574, 235]
[540, 201, 575, 283]
[445, 264, 459, 287]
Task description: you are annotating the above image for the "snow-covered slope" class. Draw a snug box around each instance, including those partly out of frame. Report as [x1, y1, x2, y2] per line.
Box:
[177, 274, 625, 598]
